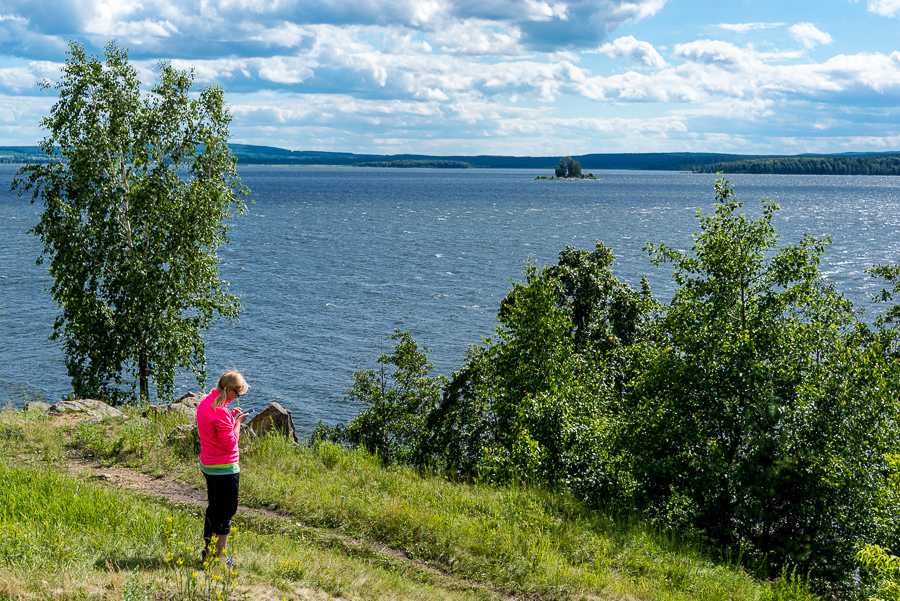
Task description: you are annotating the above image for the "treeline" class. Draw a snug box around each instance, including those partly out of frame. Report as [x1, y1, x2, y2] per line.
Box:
[354, 159, 470, 168]
[313, 179, 900, 598]
[696, 153, 900, 175]
[9, 143, 900, 173]
[220, 145, 762, 170]
[0, 146, 47, 163]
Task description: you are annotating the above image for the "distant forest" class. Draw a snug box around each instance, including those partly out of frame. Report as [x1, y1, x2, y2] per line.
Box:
[354, 159, 471, 168]
[694, 153, 900, 175]
[0, 147, 48, 164]
[3, 144, 900, 174]
[225, 145, 763, 171]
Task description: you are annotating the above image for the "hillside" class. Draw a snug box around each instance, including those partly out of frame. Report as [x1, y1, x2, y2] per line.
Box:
[5, 144, 900, 173]
[0, 402, 818, 601]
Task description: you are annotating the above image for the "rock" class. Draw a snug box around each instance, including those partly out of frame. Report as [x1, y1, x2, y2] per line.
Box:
[247, 402, 299, 444]
[168, 423, 198, 439]
[168, 423, 201, 455]
[48, 399, 124, 418]
[174, 391, 206, 407]
[24, 401, 52, 413]
[143, 391, 205, 418]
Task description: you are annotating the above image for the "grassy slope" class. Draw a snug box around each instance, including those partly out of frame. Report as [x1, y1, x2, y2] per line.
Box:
[0, 406, 817, 601]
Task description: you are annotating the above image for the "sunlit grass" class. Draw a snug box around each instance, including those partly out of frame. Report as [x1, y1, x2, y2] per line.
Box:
[0, 406, 818, 601]
[241, 436, 805, 601]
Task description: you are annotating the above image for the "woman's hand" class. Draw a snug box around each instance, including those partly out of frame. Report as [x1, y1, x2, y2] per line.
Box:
[231, 407, 251, 429]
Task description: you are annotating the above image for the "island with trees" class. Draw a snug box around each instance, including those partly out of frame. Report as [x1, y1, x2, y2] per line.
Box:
[534, 156, 598, 180]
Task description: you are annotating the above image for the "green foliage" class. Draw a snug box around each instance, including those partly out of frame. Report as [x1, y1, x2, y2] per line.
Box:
[0, 407, 821, 601]
[314, 330, 447, 465]
[555, 155, 583, 178]
[868, 264, 900, 341]
[13, 41, 248, 403]
[122, 573, 153, 601]
[325, 179, 900, 590]
[422, 243, 652, 490]
[624, 179, 900, 586]
[243, 429, 814, 601]
[857, 544, 900, 601]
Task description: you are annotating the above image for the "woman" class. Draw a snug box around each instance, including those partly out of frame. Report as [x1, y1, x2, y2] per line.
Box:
[196, 370, 251, 562]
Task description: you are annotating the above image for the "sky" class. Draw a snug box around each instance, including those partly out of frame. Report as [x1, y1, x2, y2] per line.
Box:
[1, 0, 899, 156]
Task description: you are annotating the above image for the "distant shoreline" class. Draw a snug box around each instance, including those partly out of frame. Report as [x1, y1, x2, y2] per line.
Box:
[4, 146, 900, 175]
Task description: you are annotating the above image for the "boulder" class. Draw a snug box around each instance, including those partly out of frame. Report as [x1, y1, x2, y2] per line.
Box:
[168, 423, 201, 455]
[143, 391, 206, 418]
[247, 402, 298, 444]
[168, 423, 199, 439]
[48, 399, 123, 418]
[24, 401, 52, 413]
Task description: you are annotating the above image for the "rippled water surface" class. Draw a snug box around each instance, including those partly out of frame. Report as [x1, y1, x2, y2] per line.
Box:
[3, 165, 899, 433]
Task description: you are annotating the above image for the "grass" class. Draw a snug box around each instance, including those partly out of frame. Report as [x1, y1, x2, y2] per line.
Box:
[0, 404, 820, 601]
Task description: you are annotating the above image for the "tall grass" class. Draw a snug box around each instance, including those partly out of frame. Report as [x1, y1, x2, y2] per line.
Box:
[242, 436, 816, 601]
[0, 407, 819, 600]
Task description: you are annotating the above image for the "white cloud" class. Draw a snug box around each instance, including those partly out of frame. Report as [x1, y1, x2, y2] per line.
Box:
[672, 40, 760, 70]
[867, 0, 900, 17]
[789, 22, 834, 49]
[1, 0, 899, 155]
[596, 35, 667, 69]
[0, 93, 54, 131]
[716, 22, 785, 33]
[431, 21, 522, 56]
[0, 67, 39, 93]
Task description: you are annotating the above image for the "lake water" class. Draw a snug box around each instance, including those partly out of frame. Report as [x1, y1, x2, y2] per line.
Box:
[3, 164, 900, 434]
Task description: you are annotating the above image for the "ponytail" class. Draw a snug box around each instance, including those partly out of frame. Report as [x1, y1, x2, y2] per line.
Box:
[212, 370, 250, 409]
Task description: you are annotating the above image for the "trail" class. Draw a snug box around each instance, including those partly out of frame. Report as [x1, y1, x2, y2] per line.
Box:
[64, 449, 522, 601]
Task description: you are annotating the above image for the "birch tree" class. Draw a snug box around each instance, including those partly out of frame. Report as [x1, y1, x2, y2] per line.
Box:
[14, 42, 249, 403]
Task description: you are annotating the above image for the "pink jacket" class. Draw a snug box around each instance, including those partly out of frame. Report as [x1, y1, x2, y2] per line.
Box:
[197, 389, 241, 466]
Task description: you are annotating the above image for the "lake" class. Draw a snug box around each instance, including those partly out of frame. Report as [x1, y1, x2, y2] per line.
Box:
[2, 164, 900, 433]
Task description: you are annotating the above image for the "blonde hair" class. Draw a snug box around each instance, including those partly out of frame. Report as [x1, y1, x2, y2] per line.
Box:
[213, 371, 250, 409]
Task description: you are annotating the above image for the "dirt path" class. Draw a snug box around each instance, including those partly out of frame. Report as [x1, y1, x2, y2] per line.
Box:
[64, 450, 520, 601]
[66, 453, 279, 518]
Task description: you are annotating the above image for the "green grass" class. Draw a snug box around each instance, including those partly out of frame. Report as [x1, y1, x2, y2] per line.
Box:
[0, 406, 819, 601]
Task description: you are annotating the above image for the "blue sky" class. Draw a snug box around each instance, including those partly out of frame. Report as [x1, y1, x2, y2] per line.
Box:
[1, 0, 899, 155]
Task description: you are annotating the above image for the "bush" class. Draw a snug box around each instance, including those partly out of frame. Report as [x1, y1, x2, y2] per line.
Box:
[328, 180, 900, 591]
[313, 331, 446, 465]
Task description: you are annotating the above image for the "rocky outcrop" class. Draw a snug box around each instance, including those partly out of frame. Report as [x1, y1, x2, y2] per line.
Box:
[167, 423, 201, 455]
[24, 401, 52, 413]
[48, 399, 124, 418]
[247, 402, 299, 444]
[142, 391, 205, 418]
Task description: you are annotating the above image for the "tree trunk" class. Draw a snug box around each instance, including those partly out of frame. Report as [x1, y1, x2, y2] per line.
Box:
[139, 344, 149, 403]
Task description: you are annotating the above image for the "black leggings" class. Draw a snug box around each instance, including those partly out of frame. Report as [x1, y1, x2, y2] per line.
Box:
[203, 472, 239, 550]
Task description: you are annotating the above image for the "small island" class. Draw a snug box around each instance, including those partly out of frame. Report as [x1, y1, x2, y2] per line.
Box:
[534, 156, 598, 180]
